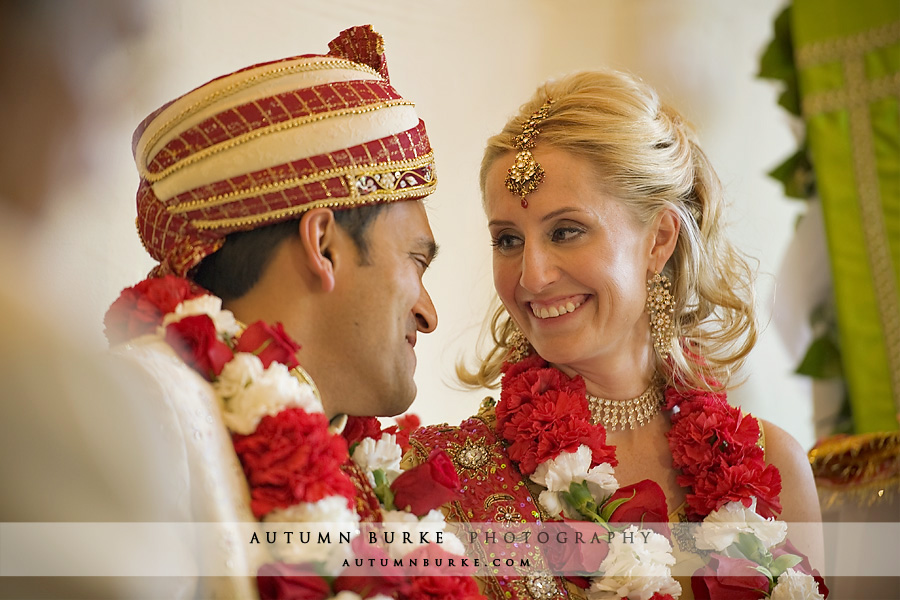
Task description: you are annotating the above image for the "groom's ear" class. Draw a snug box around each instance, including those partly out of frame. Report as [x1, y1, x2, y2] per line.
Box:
[298, 208, 340, 293]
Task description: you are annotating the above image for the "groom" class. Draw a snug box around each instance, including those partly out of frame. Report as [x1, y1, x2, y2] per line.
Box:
[104, 25, 443, 598]
[120, 25, 439, 422]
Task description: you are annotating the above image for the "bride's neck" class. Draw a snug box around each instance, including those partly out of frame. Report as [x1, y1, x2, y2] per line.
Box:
[552, 342, 656, 400]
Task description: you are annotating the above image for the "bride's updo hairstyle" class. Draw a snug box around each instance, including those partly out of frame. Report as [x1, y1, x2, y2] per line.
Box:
[460, 70, 758, 392]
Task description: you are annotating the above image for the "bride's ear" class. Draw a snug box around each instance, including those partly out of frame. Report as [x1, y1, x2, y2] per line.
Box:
[648, 207, 680, 272]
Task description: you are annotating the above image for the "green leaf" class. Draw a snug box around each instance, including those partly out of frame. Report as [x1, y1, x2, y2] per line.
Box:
[560, 481, 603, 523]
[768, 147, 815, 199]
[796, 334, 844, 379]
[771, 553, 804, 578]
[758, 6, 796, 82]
[735, 533, 768, 564]
[754, 564, 775, 587]
[372, 469, 396, 511]
[599, 489, 635, 522]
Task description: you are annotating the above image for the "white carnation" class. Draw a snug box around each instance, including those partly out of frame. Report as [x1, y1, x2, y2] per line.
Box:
[695, 497, 787, 551]
[351, 433, 403, 486]
[588, 526, 681, 600]
[264, 496, 360, 568]
[379, 508, 463, 558]
[218, 356, 323, 434]
[161, 295, 241, 337]
[531, 445, 618, 519]
[770, 568, 825, 599]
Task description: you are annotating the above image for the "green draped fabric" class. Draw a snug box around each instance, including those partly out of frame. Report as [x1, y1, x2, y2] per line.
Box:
[792, 0, 900, 432]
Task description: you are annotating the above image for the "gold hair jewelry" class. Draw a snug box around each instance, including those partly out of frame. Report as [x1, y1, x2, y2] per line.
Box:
[587, 382, 663, 431]
[647, 272, 675, 359]
[507, 321, 533, 363]
[505, 99, 553, 208]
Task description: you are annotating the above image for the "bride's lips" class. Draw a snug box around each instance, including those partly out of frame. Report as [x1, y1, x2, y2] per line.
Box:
[528, 294, 589, 320]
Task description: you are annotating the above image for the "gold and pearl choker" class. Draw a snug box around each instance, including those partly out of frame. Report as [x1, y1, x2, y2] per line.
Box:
[586, 382, 663, 431]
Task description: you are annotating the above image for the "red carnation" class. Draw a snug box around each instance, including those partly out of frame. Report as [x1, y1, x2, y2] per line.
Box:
[668, 402, 763, 475]
[683, 461, 782, 520]
[391, 449, 460, 516]
[691, 554, 770, 599]
[104, 275, 201, 344]
[235, 320, 300, 369]
[342, 416, 384, 448]
[383, 412, 422, 453]
[257, 562, 331, 600]
[649, 595, 676, 600]
[164, 314, 233, 379]
[233, 408, 356, 518]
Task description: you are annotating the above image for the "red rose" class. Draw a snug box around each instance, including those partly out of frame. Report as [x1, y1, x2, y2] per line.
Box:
[257, 562, 331, 600]
[544, 522, 608, 575]
[233, 408, 356, 518]
[391, 449, 460, 516]
[683, 460, 782, 520]
[164, 314, 233, 379]
[771, 538, 829, 597]
[104, 275, 201, 344]
[342, 416, 384, 448]
[406, 574, 486, 600]
[607, 480, 669, 535]
[691, 554, 770, 599]
[235, 320, 300, 369]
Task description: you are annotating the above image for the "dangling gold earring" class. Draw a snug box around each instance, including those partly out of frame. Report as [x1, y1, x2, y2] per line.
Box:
[507, 321, 533, 363]
[647, 272, 675, 359]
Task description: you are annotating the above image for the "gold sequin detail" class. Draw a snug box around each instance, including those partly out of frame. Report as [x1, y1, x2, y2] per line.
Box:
[647, 271, 675, 359]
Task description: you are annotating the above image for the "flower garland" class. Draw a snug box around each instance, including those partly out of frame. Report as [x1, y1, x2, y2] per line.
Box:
[105, 275, 485, 600]
[495, 354, 829, 600]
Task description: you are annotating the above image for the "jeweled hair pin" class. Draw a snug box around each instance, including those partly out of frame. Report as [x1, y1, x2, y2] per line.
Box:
[505, 99, 553, 208]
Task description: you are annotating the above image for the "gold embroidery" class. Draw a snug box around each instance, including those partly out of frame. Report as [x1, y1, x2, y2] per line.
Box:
[143, 99, 416, 183]
[190, 172, 437, 230]
[795, 20, 900, 68]
[484, 493, 515, 509]
[141, 57, 383, 164]
[167, 153, 433, 213]
[494, 504, 522, 526]
[802, 70, 900, 116]
[447, 436, 494, 476]
[511, 573, 563, 599]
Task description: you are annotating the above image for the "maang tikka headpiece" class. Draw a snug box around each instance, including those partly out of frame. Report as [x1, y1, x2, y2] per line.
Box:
[505, 99, 553, 208]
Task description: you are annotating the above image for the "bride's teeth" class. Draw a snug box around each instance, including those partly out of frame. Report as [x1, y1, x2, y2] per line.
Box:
[532, 299, 585, 319]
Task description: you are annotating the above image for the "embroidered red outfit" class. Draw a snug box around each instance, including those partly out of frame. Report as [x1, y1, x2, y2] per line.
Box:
[411, 355, 828, 600]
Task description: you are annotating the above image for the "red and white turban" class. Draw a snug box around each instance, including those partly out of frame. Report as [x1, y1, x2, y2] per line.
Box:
[133, 25, 436, 277]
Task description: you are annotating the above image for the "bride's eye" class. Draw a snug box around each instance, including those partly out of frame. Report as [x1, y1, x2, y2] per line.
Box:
[490, 233, 523, 252]
[550, 226, 583, 243]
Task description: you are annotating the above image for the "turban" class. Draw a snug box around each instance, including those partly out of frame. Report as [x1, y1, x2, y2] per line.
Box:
[133, 25, 436, 277]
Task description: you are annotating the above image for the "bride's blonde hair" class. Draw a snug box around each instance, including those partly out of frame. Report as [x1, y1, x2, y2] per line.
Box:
[458, 70, 757, 392]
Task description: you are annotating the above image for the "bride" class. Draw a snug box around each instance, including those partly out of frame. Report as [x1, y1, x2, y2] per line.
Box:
[411, 70, 827, 599]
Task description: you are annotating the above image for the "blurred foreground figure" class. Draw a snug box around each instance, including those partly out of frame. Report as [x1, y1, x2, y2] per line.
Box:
[0, 1, 192, 597]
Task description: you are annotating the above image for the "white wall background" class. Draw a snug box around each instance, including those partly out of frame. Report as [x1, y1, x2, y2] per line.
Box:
[31, 0, 816, 448]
